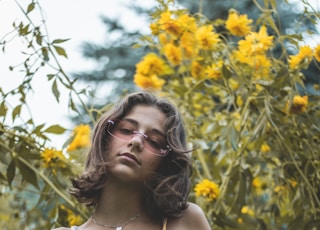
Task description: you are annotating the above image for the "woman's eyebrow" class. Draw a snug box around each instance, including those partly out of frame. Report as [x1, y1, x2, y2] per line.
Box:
[121, 118, 138, 126]
[122, 118, 166, 138]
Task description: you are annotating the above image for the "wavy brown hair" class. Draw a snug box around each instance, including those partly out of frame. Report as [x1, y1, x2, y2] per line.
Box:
[69, 91, 192, 220]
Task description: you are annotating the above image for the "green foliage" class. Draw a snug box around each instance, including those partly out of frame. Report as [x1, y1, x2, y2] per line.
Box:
[133, 0, 320, 228]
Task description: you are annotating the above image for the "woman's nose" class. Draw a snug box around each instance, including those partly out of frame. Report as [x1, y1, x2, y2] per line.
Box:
[128, 134, 145, 152]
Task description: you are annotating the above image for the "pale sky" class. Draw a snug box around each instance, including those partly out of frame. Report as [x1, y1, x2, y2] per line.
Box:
[0, 0, 155, 148]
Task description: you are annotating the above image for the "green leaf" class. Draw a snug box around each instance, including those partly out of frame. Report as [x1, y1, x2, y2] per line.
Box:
[17, 160, 39, 189]
[230, 124, 238, 151]
[47, 74, 55, 80]
[69, 97, 79, 113]
[36, 33, 42, 46]
[52, 79, 60, 102]
[27, 2, 35, 13]
[52, 38, 70, 44]
[222, 64, 232, 80]
[44, 125, 66, 134]
[19, 149, 41, 160]
[53, 45, 68, 58]
[34, 123, 45, 134]
[6, 160, 16, 186]
[0, 101, 8, 117]
[12, 104, 22, 122]
[19, 23, 30, 35]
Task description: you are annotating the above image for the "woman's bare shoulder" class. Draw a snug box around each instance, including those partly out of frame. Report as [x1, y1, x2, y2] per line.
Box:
[167, 202, 211, 230]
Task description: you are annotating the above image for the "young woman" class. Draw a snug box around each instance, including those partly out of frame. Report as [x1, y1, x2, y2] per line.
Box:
[55, 91, 211, 230]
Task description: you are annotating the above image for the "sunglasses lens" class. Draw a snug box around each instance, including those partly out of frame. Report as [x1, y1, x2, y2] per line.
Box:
[107, 120, 170, 156]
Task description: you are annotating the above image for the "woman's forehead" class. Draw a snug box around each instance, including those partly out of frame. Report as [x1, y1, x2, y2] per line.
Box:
[123, 105, 166, 131]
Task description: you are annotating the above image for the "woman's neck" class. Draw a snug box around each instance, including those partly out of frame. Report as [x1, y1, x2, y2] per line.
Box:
[93, 177, 145, 224]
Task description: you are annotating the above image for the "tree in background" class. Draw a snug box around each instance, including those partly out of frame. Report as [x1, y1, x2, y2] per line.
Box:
[0, 0, 319, 229]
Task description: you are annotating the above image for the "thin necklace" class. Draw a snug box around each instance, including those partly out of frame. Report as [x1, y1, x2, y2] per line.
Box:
[91, 213, 140, 230]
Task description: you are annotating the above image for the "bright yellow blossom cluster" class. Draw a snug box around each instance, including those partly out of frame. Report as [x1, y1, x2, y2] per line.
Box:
[274, 179, 297, 195]
[195, 25, 220, 50]
[289, 45, 313, 70]
[194, 179, 220, 201]
[67, 124, 91, 152]
[135, 9, 226, 86]
[233, 26, 274, 80]
[60, 205, 83, 227]
[285, 95, 308, 114]
[260, 143, 271, 153]
[41, 148, 66, 169]
[134, 7, 278, 89]
[134, 53, 166, 89]
[226, 11, 252, 37]
[205, 60, 223, 80]
[241, 206, 255, 216]
[252, 177, 268, 195]
[237, 206, 255, 224]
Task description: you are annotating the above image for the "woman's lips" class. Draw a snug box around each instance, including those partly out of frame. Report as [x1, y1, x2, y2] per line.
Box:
[118, 153, 140, 165]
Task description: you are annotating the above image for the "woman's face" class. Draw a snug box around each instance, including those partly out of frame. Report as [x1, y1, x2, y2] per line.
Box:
[105, 105, 167, 184]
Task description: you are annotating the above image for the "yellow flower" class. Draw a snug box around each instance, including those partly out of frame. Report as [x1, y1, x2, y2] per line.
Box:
[180, 31, 197, 58]
[314, 44, 320, 62]
[194, 179, 220, 201]
[41, 148, 66, 169]
[176, 13, 197, 34]
[253, 55, 271, 78]
[236, 53, 272, 80]
[233, 50, 249, 64]
[274, 179, 298, 195]
[205, 60, 223, 80]
[60, 205, 83, 226]
[134, 73, 165, 89]
[238, 26, 273, 55]
[252, 177, 268, 195]
[289, 45, 313, 69]
[158, 33, 169, 46]
[299, 45, 313, 59]
[150, 22, 160, 35]
[191, 61, 205, 79]
[195, 25, 220, 50]
[288, 55, 301, 70]
[68, 214, 82, 226]
[288, 179, 298, 188]
[237, 217, 243, 224]
[274, 185, 285, 194]
[135, 53, 165, 76]
[159, 11, 182, 37]
[164, 43, 182, 66]
[252, 177, 262, 188]
[285, 95, 308, 114]
[260, 143, 270, 153]
[228, 78, 239, 90]
[236, 96, 243, 107]
[67, 124, 91, 152]
[226, 12, 252, 36]
[255, 84, 264, 92]
[241, 206, 255, 216]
